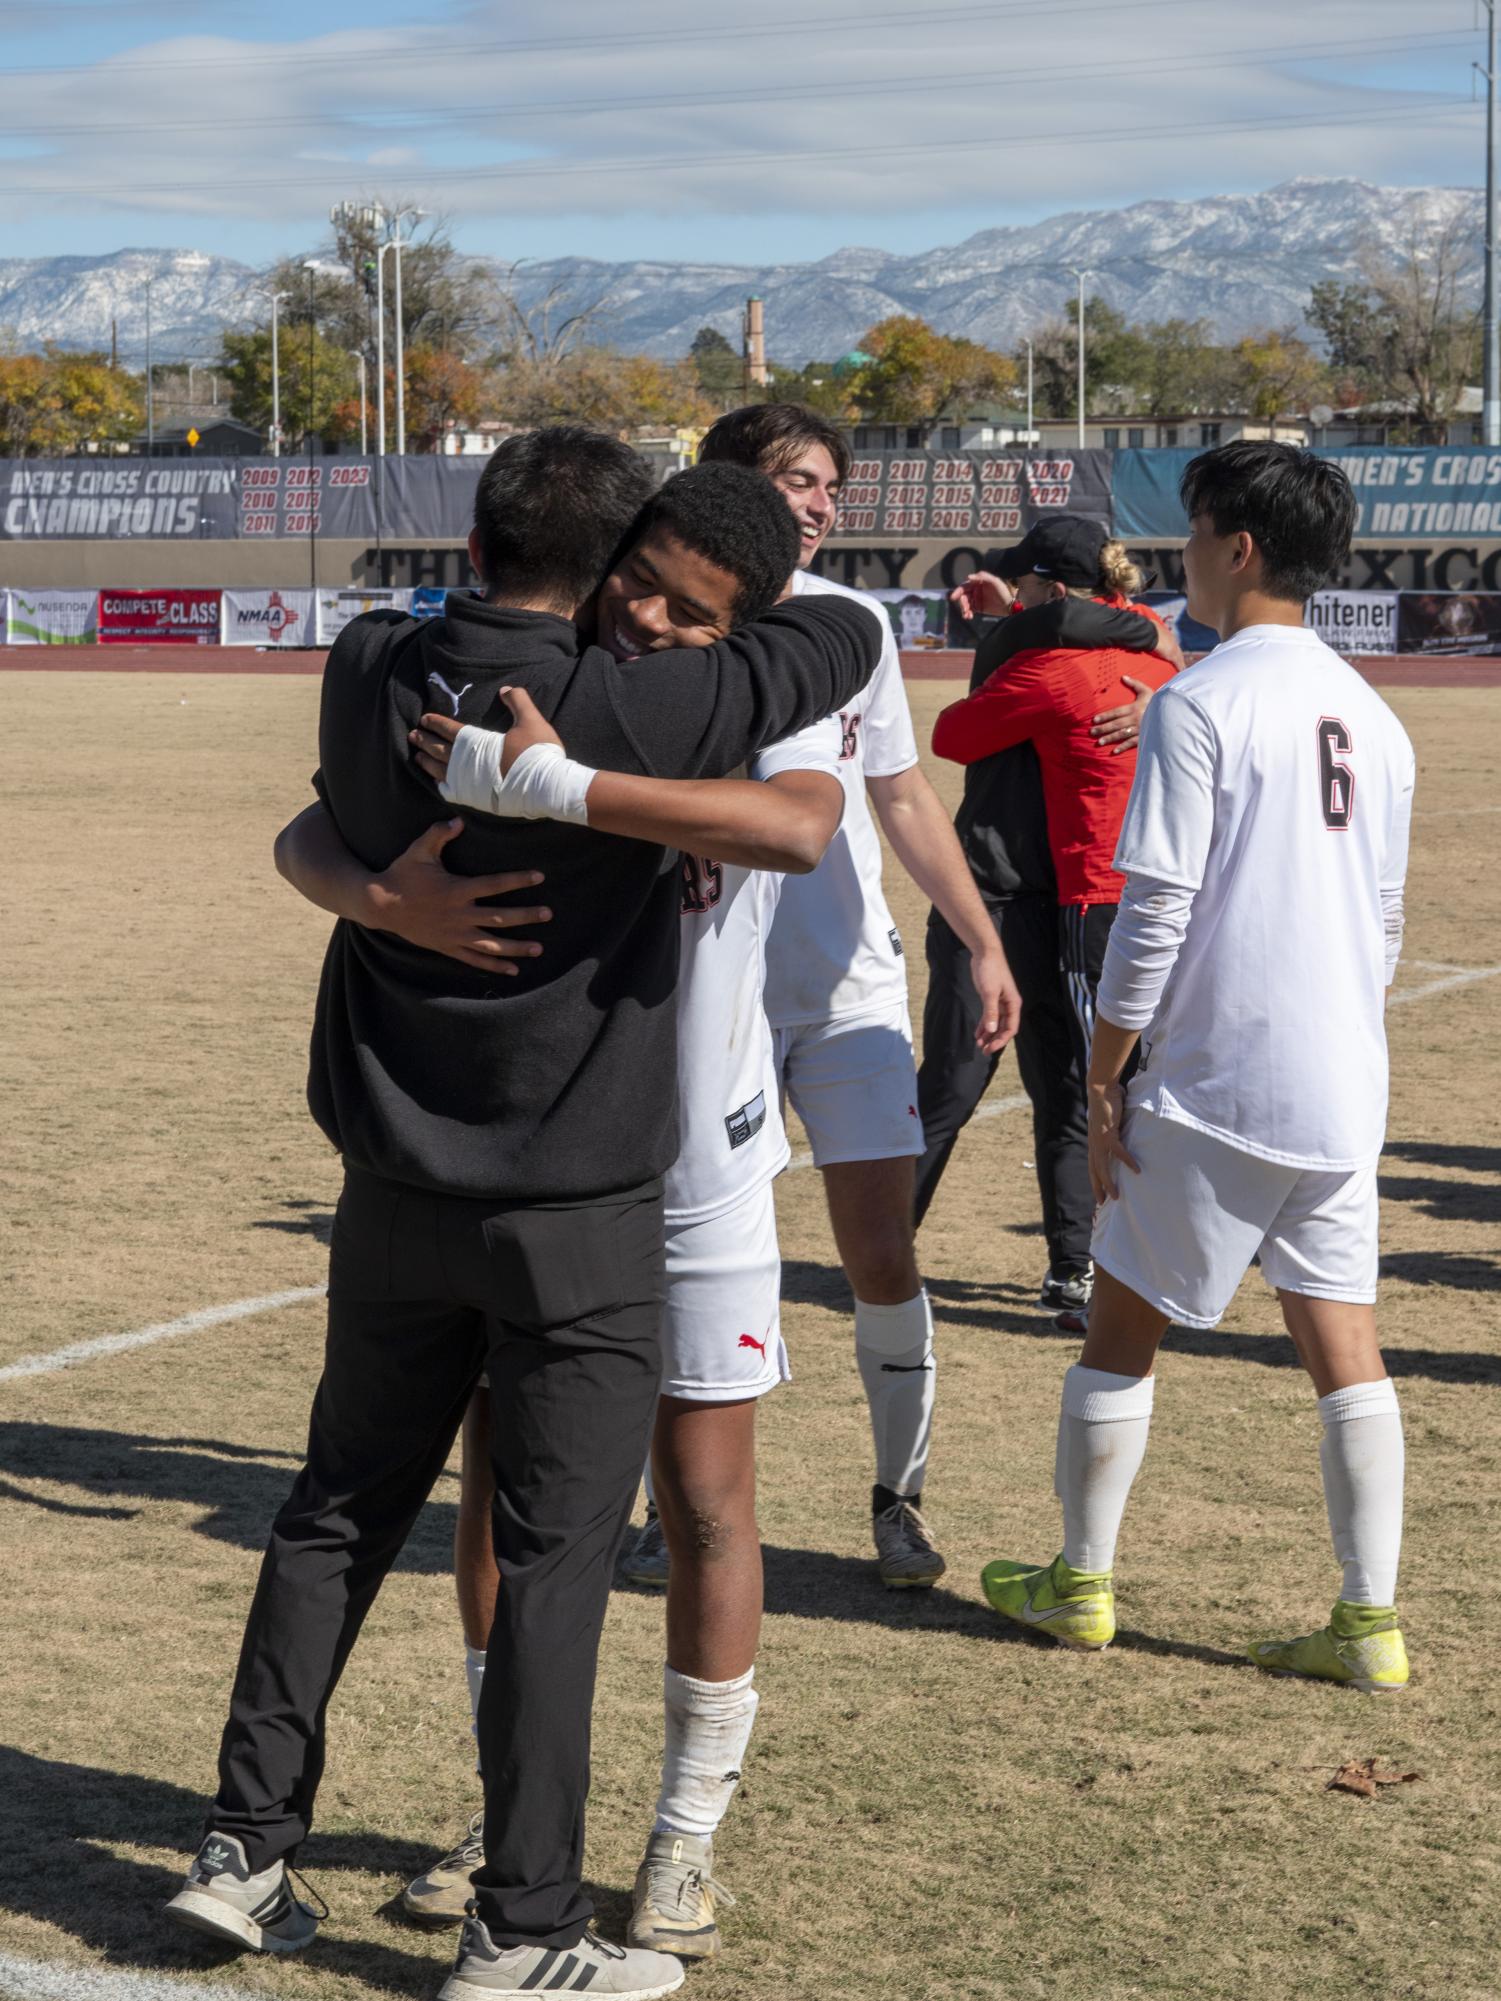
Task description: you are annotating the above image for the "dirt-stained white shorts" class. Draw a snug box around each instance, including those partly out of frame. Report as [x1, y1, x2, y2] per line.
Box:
[1091, 1105, 1380, 1329]
[771, 1001, 924, 1168]
[660, 1177, 790, 1404]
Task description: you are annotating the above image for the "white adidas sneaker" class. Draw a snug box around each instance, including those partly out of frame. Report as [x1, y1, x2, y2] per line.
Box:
[164, 1831, 324, 1954]
[439, 1913, 684, 1998]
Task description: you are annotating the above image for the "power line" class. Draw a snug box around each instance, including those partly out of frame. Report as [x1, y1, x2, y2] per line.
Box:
[0, 0, 1296, 79]
[3, 30, 1475, 144]
[4, 93, 1475, 203]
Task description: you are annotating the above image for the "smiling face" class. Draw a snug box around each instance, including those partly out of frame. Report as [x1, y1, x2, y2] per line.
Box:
[764, 440, 843, 567]
[595, 528, 741, 661]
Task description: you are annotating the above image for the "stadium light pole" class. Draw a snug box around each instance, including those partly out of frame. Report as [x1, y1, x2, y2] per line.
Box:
[1024, 337, 1034, 444]
[349, 349, 368, 454]
[304, 261, 318, 593]
[1481, 2, 1500, 446]
[391, 208, 426, 457]
[1068, 267, 1091, 450]
[269, 290, 291, 457]
[144, 275, 154, 451]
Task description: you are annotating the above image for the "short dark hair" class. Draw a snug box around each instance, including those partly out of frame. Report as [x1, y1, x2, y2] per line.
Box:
[1179, 441, 1356, 603]
[698, 402, 851, 486]
[473, 426, 654, 610]
[634, 461, 801, 623]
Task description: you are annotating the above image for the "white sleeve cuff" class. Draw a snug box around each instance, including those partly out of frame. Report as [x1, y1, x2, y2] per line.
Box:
[1096, 874, 1195, 1030]
[1380, 883, 1405, 986]
[438, 725, 505, 815]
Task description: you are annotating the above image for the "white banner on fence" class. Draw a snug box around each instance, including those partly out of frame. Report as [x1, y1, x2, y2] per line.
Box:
[314, 587, 413, 645]
[1306, 590, 1398, 656]
[220, 587, 317, 648]
[3, 587, 99, 644]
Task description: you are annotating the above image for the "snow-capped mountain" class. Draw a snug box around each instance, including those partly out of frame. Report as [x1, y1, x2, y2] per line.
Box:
[0, 180, 1479, 367]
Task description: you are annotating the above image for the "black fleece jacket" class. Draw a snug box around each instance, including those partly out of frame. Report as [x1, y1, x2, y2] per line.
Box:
[308, 590, 879, 1201]
[953, 596, 1165, 902]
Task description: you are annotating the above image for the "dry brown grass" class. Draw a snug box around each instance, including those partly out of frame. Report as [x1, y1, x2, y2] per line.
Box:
[2, 672, 1499, 2001]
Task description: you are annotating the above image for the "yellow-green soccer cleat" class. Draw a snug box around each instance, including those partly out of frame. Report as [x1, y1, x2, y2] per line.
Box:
[1248, 1600, 1409, 1692]
[980, 1554, 1115, 1650]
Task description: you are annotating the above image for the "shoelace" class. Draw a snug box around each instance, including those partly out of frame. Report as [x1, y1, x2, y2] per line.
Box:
[287, 1865, 329, 1922]
[444, 1812, 485, 1870]
[875, 1499, 937, 1553]
[645, 1858, 737, 1915]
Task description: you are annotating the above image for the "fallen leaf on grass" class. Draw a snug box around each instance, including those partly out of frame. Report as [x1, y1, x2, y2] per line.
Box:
[1327, 1758, 1422, 1799]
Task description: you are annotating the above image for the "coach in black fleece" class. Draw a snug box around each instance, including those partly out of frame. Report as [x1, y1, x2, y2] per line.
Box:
[186, 434, 878, 1970]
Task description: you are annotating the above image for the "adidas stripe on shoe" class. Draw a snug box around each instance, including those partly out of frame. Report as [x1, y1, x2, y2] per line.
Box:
[439, 1914, 684, 1998]
[164, 1832, 324, 1955]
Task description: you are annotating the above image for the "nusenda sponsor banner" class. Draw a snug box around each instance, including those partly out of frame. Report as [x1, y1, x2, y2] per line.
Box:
[98, 588, 222, 644]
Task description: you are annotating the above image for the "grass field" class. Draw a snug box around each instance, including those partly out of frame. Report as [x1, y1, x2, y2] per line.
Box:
[2, 671, 1499, 2001]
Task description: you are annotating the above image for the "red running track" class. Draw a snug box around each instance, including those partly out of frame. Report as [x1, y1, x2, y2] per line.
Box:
[1, 646, 1498, 689]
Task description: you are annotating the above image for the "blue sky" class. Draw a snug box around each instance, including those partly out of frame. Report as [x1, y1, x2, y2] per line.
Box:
[0, 0, 1484, 271]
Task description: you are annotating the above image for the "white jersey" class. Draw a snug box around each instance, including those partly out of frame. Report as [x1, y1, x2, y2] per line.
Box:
[762, 570, 920, 1028]
[665, 713, 844, 1223]
[1111, 622, 1415, 1170]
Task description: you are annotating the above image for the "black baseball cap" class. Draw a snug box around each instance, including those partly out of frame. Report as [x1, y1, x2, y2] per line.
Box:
[997, 515, 1109, 587]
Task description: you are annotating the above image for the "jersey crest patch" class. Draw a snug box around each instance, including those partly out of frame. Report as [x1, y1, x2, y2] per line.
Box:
[839, 711, 861, 762]
[888, 926, 904, 956]
[724, 1091, 767, 1151]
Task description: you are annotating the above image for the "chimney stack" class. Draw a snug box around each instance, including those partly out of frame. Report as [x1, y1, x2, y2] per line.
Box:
[742, 296, 769, 390]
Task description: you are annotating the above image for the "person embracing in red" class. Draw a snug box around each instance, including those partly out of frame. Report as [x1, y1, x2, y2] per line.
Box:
[934, 517, 1180, 1078]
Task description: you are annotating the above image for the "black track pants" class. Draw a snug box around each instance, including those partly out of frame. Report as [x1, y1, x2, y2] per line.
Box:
[915, 899, 1092, 1274]
[208, 1165, 666, 1950]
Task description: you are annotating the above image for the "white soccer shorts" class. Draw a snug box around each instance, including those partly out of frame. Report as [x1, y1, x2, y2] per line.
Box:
[1091, 1105, 1380, 1329]
[771, 1001, 923, 1168]
[660, 1178, 790, 1404]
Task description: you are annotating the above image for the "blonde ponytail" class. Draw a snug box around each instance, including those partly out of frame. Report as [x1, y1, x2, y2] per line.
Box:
[1098, 540, 1143, 599]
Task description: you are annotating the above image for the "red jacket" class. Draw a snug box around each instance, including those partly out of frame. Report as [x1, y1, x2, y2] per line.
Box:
[932, 599, 1175, 907]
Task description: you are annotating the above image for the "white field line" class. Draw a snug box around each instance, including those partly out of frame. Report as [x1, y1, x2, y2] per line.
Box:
[785, 1088, 1030, 1171]
[0, 1951, 254, 2001]
[1415, 803, 1501, 818]
[1389, 964, 1501, 1008]
[0, 1287, 326, 1386]
[5, 949, 1494, 1395]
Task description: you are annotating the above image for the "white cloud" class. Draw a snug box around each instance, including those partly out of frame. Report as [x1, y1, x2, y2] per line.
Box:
[0, 0, 1480, 238]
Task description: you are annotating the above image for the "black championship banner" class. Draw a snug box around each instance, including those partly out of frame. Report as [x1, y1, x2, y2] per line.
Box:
[834, 449, 1113, 540]
[1396, 591, 1501, 657]
[0, 455, 482, 542]
[0, 449, 1113, 544]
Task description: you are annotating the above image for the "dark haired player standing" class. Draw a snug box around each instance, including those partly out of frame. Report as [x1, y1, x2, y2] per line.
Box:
[163, 434, 879, 2001]
[982, 444, 1417, 1694]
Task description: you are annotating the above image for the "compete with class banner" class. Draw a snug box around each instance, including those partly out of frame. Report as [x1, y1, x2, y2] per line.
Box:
[98, 588, 222, 644]
[2, 587, 100, 644]
[1114, 446, 1501, 542]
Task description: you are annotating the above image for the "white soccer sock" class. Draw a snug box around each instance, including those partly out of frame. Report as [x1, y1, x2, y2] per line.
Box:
[1056, 1364, 1155, 1574]
[855, 1291, 936, 1499]
[642, 1459, 656, 1511]
[653, 1666, 759, 1841]
[1317, 1378, 1404, 1607]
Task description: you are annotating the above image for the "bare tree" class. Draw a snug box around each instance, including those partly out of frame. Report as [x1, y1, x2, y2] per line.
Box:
[490, 263, 615, 368]
[1356, 215, 1479, 431]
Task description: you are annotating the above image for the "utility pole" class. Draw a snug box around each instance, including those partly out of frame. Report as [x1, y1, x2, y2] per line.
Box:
[270, 290, 291, 456]
[1024, 337, 1035, 443]
[1482, 3, 1500, 445]
[391, 208, 425, 456]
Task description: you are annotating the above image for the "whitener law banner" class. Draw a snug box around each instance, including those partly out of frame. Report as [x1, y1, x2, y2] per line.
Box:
[221, 588, 317, 647]
[1305, 591, 1398, 656]
[2, 587, 99, 644]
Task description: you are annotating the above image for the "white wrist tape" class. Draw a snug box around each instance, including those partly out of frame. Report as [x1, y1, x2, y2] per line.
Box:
[439, 728, 595, 825]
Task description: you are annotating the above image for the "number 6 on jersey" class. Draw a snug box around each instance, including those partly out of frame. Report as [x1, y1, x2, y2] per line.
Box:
[1317, 716, 1354, 830]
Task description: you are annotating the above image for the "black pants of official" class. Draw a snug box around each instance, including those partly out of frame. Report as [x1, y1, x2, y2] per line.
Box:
[208, 1165, 666, 1950]
[914, 896, 1093, 1275]
[1057, 901, 1122, 1083]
